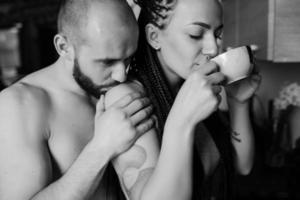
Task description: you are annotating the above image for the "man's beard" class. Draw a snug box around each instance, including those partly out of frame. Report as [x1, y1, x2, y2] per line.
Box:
[72, 59, 115, 99]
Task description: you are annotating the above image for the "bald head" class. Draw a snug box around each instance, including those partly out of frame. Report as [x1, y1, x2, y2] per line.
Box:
[57, 0, 137, 46]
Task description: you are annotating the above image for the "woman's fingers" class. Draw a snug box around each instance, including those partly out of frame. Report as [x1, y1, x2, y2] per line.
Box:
[207, 72, 226, 85]
[192, 61, 220, 76]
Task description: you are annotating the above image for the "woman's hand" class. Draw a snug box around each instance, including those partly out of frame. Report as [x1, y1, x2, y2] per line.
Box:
[225, 73, 261, 104]
[168, 62, 225, 128]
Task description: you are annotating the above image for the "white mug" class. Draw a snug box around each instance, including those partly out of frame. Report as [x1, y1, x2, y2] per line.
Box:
[212, 46, 254, 84]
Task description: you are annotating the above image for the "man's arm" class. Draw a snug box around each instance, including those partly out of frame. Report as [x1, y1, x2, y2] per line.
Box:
[0, 85, 112, 200]
[0, 84, 154, 200]
[107, 82, 194, 200]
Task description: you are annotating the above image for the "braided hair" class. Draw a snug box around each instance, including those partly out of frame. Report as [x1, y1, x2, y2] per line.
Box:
[130, 0, 177, 139]
[133, 0, 177, 28]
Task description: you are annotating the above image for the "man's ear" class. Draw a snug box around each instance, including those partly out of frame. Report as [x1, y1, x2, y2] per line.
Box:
[145, 24, 161, 50]
[53, 34, 74, 60]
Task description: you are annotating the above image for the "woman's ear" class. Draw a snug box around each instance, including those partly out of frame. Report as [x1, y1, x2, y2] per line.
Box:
[53, 34, 74, 61]
[145, 24, 161, 50]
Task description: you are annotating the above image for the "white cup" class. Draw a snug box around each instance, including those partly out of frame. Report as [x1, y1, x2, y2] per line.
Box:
[211, 46, 253, 84]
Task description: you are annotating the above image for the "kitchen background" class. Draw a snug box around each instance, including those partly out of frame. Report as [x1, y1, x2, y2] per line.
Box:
[1, 0, 300, 199]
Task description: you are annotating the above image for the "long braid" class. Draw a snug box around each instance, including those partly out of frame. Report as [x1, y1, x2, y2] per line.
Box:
[131, 0, 177, 130]
[129, 1, 177, 138]
[133, 0, 176, 28]
[130, 20, 174, 138]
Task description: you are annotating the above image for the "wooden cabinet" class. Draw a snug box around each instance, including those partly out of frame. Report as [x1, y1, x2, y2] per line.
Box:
[222, 0, 300, 62]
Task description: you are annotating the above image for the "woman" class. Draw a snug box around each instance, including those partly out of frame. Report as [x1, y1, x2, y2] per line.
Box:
[129, 0, 261, 199]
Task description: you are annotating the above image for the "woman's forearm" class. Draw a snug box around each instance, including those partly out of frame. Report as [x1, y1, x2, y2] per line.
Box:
[140, 119, 195, 200]
[228, 100, 255, 175]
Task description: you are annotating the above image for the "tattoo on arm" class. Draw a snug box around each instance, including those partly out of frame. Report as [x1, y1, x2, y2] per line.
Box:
[118, 145, 154, 199]
[231, 130, 242, 142]
[123, 167, 154, 199]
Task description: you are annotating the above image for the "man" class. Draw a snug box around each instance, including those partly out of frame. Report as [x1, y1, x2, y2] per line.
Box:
[0, 0, 195, 199]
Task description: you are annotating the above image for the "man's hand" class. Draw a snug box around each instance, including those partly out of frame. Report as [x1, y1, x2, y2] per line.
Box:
[93, 93, 155, 158]
[169, 61, 225, 127]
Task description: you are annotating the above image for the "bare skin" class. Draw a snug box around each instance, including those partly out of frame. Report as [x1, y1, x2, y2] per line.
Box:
[0, 1, 215, 200]
[0, 58, 156, 199]
[0, 0, 260, 199]
[0, 1, 156, 199]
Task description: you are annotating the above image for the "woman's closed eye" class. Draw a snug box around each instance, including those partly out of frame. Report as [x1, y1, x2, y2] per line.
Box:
[189, 34, 203, 40]
[186, 26, 204, 40]
[188, 31, 204, 40]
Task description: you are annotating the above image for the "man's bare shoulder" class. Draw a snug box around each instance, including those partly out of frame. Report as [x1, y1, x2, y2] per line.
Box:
[105, 80, 145, 106]
[0, 82, 52, 138]
[0, 81, 51, 109]
[0, 64, 56, 106]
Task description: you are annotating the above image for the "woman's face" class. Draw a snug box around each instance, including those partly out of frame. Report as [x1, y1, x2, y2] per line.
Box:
[156, 0, 223, 81]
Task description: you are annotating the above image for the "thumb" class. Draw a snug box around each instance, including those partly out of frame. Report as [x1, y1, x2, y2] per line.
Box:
[96, 94, 106, 116]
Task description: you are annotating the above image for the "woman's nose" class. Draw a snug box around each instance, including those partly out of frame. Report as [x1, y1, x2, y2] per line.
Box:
[202, 34, 218, 58]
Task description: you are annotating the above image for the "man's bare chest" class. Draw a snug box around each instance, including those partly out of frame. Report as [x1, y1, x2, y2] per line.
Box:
[47, 106, 122, 200]
[47, 105, 124, 200]
[47, 101, 96, 173]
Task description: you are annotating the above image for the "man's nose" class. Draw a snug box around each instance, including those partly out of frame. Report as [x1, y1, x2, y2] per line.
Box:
[111, 62, 127, 83]
[202, 34, 218, 58]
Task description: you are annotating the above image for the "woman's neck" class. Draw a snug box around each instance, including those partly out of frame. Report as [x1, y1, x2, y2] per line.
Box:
[156, 53, 184, 96]
[165, 71, 184, 95]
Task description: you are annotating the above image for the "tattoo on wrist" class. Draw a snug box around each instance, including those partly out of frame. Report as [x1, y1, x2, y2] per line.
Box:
[231, 130, 242, 142]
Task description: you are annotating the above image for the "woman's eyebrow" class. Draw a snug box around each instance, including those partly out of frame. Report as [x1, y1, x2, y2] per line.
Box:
[188, 22, 224, 30]
[189, 22, 211, 29]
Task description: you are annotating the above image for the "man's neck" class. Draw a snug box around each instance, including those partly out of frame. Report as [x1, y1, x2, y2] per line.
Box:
[55, 57, 90, 98]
